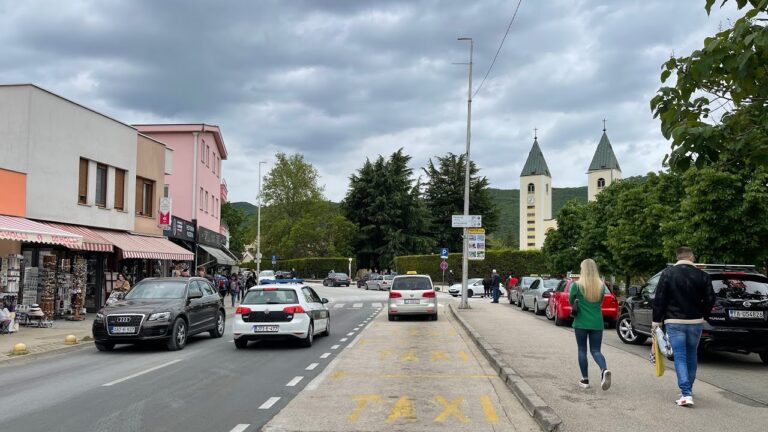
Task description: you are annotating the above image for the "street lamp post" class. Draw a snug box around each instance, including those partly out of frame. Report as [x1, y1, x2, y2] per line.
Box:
[256, 161, 267, 277]
[458, 37, 473, 310]
[348, 257, 352, 280]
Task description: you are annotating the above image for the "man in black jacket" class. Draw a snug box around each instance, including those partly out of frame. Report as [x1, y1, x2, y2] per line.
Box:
[652, 247, 715, 407]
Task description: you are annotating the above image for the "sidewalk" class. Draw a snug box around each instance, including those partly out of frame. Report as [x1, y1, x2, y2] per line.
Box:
[451, 299, 768, 432]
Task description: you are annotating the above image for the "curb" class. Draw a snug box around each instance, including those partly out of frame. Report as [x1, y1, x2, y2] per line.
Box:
[449, 303, 563, 432]
[0, 341, 95, 366]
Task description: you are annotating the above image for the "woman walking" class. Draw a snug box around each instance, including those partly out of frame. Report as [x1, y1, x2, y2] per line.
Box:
[570, 259, 611, 390]
[229, 273, 241, 307]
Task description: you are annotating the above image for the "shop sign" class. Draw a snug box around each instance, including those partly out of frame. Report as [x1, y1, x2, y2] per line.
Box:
[159, 198, 172, 227]
[197, 226, 226, 247]
[0, 229, 83, 247]
[163, 216, 195, 241]
[467, 228, 485, 261]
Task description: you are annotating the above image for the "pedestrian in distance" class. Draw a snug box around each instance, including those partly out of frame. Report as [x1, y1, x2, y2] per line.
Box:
[571, 258, 611, 391]
[652, 246, 715, 407]
[229, 273, 241, 307]
[491, 269, 501, 303]
[507, 274, 518, 289]
[447, 270, 455, 287]
[482, 273, 492, 298]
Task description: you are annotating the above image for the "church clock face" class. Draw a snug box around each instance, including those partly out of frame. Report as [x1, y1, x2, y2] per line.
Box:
[527, 196, 535, 204]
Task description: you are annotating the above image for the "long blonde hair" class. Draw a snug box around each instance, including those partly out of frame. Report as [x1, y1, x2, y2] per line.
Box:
[579, 259, 603, 302]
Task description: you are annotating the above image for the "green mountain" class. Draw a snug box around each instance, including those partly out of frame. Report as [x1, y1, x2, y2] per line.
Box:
[231, 201, 258, 218]
[488, 186, 588, 246]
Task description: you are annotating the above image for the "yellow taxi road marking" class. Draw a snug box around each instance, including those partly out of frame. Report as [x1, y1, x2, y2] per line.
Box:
[229, 425, 250, 432]
[306, 363, 319, 370]
[259, 397, 281, 409]
[286, 376, 304, 387]
[401, 350, 419, 361]
[348, 395, 381, 422]
[430, 351, 449, 361]
[480, 395, 499, 423]
[458, 351, 470, 362]
[379, 350, 393, 360]
[331, 344, 340, 349]
[386, 396, 416, 423]
[434, 396, 469, 423]
[358, 338, 370, 346]
[102, 359, 183, 387]
[331, 370, 347, 380]
[321, 352, 331, 359]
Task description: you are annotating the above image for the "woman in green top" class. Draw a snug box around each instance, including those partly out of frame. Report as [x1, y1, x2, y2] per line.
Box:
[569, 258, 611, 391]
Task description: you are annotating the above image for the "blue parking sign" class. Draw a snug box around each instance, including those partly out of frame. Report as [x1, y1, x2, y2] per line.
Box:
[440, 248, 449, 259]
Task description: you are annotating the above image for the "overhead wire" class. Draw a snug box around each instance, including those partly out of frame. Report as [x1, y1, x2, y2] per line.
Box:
[473, 0, 524, 98]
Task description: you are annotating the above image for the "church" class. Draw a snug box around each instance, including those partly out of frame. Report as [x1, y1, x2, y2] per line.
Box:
[519, 127, 622, 250]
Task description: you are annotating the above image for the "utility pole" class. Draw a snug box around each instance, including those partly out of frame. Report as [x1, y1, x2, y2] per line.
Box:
[458, 37, 473, 310]
[256, 161, 266, 277]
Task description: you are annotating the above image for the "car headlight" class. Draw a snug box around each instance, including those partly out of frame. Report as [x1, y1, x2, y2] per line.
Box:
[148, 312, 172, 321]
[95, 312, 104, 321]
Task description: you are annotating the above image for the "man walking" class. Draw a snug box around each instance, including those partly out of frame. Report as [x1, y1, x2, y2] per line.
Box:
[447, 270, 455, 287]
[652, 247, 715, 407]
[491, 269, 501, 303]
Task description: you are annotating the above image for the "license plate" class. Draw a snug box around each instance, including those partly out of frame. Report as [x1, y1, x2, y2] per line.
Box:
[729, 310, 765, 319]
[404, 299, 420, 304]
[253, 325, 279, 332]
[111, 326, 136, 334]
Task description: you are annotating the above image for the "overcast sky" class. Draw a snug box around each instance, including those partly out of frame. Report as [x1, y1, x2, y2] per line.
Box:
[0, 0, 742, 202]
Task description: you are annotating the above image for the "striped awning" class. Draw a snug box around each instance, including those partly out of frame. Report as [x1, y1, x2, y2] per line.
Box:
[93, 229, 194, 261]
[0, 215, 83, 248]
[41, 222, 114, 252]
[199, 244, 237, 266]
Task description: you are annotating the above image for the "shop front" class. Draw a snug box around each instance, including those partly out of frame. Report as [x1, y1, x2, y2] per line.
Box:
[197, 226, 239, 274]
[163, 216, 196, 275]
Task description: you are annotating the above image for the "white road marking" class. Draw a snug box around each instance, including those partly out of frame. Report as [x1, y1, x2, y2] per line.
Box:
[321, 352, 331, 359]
[353, 327, 360, 331]
[229, 425, 250, 432]
[372, 302, 382, 308]
[102, 359, 183, 387]
[306, 363, 319, 370]
[286, 376, 304, 387]
[347, 332, 355, 336]
[259, 397, 281, 409]
[331, 344, 340, 349]
[352, 303, 363, 308]
[340, 338, 348, 342]
[333, 303, 345, 308]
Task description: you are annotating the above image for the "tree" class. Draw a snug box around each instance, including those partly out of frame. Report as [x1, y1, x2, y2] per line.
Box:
[262, 152, 324, 218]
[421, 153, 500, 252]
[651, 0, 768, 171]
[220, 201, 247, 257]
[542, 200, 588, 274]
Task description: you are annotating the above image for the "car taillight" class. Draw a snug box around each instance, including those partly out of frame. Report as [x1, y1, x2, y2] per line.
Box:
[262, 287, 278, 291]
[236, 306, 251, 315]
[389, 291, 402, 298]
[283, 305, 306, 314]
[422, 291, 436, 298]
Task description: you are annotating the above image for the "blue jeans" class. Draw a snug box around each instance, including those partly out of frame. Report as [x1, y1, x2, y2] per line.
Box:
[575, 329, 607, 379]
[492, 288, 500, 302]
[230, 292, 238, 307]
[666, 323, 703, 397]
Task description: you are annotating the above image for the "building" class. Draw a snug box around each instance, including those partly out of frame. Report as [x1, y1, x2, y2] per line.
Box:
[519, 127, 622, 250]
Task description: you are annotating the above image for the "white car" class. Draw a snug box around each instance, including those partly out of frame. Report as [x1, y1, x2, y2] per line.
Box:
[233, 283, 330, 348]
[257, 270, 276, 284]
[388, 274, 438, 321]
[448, 278, 508, 298]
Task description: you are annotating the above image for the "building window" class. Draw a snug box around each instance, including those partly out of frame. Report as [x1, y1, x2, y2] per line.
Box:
[546, 183, 549, 193]
[527, 243, 536, 247]
[114, 169, 126, 210]
[199, 188, 204, 210]
[215, 198, 219, 218]
[164, 184, 170, 198]
[218, 158, 221, 178]
[205, 191, 209, 213]
[527, 228, 535, 232]
[527, 221, 535, 225]
[527, 212, 535, 217]
[527, 183, 535, 193]
[527, 235, 535, 239]
[597, 178, 606, 189]
[206, 145, 210, 167]
[78, 158, 88, 204]
[201, 140, 205, 162]
[136, 177, 154, 216]
[95, 164, 108, 207]
[527, 205, 535, 210]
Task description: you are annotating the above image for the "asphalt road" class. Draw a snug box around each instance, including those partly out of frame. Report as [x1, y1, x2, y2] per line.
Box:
[494, 295, 768, 406]
[0, 283, 388, 432]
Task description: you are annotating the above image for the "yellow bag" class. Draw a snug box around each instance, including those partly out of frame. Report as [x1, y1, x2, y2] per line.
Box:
[651, 333, 665, 377]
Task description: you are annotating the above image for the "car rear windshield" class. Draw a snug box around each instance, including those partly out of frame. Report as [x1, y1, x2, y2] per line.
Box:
[334, 273, 348, 278]
[542, 279, 561, 289]
[384, 275, 394, 280]
[244, 289, 300, 304]
[522, 277, 536, 286]
[125, 281, 187, 299]
[392, 277, 432, 290]
[712, 275, 768, 299]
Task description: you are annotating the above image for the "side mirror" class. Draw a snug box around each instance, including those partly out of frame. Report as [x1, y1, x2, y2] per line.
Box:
[189, 291, 203, 300]
[321, 298, 329, 304]
[542, 290, 552, 298]
[628, 287, 638, 297]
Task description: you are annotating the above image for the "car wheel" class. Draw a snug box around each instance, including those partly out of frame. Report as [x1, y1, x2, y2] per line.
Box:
[545, 303, 555, 320]
[95, 341, 114, 352]
[534, 298, 544, 315]
[320, 317, 330, 337]
[209, 311, 225, 338]
[554, 307, 567, 326]
[300, 322, 314, 347]
[759, 352, 768, 365]
[166, 318, 187, 351]
[323, 280, 327, 286]
[234, 338, 248, 349]
[521, 297, 529, 311]
[467, 289, 473, 297]
[616, 313, 647, 345]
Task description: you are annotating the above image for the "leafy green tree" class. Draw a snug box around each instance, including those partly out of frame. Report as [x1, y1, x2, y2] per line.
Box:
[651, 0, 768, 171]
[542, 200, 588, 274]
[220, 201, 247, 257]
[262, 152, 324, 218]
[421, 153, 500, 252]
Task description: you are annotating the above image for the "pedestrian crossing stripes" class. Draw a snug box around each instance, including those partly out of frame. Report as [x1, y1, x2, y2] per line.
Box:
[352, 303, 363, 308]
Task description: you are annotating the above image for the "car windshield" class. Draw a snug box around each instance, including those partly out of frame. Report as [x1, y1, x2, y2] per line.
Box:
[244, 289, 300, 304]
[522, 277, 537, 286]
[124, 280, 187, 300]
[543, 279, 562, 289]
[259, 271, 275, 278]
[712, 275, 768, 299]
[384, 275, 394, 280]
[393, 276, 432, 290]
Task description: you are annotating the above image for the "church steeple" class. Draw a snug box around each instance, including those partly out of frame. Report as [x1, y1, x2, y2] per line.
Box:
[520, 135, 553, 251]
[520, 138, 551, 177]
[587, 124, 622, 201]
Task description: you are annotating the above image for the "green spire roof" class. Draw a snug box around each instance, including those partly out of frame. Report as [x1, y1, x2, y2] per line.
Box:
[588, 131, 621, 171]
[520, 139, 551, 177]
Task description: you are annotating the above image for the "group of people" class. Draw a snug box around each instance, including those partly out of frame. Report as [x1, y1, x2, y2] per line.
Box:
[196, 267, 258, 307]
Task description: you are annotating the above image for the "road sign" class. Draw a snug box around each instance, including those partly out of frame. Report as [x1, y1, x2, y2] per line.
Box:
[440, 248, 449, 259]
[451, 215, 482, 228]
[440, 260, 449, 271]
[271, 255, 277, 264]
[467, 228, 486, 261]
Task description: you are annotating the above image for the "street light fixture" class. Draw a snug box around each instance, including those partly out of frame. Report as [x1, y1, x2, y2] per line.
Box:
[256, 161, 267, 277]
[458, 37, 473, 310]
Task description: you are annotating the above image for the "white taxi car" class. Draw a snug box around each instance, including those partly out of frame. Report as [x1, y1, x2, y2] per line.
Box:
[233, 282, 330, 349]
[387, 274, 438, 321]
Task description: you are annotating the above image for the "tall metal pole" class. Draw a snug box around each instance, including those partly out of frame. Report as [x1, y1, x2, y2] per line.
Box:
[458, 37, 473, 309]
[256, 161, 266, 277]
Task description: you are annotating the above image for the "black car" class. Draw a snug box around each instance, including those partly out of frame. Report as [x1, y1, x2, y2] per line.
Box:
[617, 265, 768, 364]
[323, 272, 350, 287]
[356, 274, 370, 288]
[93, 277, 226, 352]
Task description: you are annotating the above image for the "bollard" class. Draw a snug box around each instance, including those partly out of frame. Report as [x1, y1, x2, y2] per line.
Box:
[11, 343, 28, 355]
[64, 335, 78, 345]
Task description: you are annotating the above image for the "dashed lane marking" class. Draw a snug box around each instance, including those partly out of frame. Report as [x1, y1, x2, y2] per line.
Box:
[286, 376, 304, 387]
[229, 425, 250, 432]
[372, 302, 382, 308]
[347, 332, 355, 336]
[334, 303, 345, 309]
[259, 397, 281, 410]
[353, 303, 363, 308]
[306, 363, 319, 370]
[321, 352, 331, 359]
[353, 327, 360, 331]
[331, 344, 340, 349]
[340, 338, 348, 342]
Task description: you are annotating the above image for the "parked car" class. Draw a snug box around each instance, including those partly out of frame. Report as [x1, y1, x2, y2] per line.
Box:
[508, 276, 540, 305]
[92, 277, 226, 352]
[233, 283, 330, 348]
[365, 274, 382, 290]
[377, 274, 395, 290]
[357, 274, 370, 288]
[323, 272, 350, 287]
[547, 278, 619, 327]
[388, 274, 437, 321]
[520, 278, 562, 315]
[616, 265, 768, 364]
[258, 270, 276, 284]
[447, 278, 484, 297]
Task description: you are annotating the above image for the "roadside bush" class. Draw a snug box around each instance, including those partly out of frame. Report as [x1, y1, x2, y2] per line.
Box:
[394, 249, 547, 283]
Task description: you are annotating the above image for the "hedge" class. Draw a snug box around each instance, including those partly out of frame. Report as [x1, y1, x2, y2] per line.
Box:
[241, 257, 357, 279]
[393, 249, 548, 284]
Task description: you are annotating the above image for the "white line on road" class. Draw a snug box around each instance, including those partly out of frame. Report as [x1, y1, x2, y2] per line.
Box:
[340, 338, 348, 342]
[321, 352, 331, 359]
[286, 376, 304, 387]
[259, 397, 281, 410]
[102, 359, 183, 387]
[352, 303, 363, 308]
[331, 344, 340, 349]
[333, 303, 345, 309]
[346, 332, 355, 336]
[353, 327, 360, 331]
[306, 363, 319, 370]
[229, 424, 250, 432]
[372, 302, 382, 308]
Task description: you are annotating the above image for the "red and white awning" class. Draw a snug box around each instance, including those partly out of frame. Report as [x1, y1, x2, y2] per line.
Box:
[93, 229, 194, 261]
[0, 215, 83, 247]
[40, 222, 114, 252]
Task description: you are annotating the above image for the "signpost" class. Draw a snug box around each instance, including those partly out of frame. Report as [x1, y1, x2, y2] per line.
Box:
[440, 248, 449, 259]
[271, 255, 277, 266]
[440, 259, 449, 291]
[467, 228, 486, 260]
[451, 215, 482, 228]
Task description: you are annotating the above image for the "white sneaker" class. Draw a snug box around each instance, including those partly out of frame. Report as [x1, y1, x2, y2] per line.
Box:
[676, 396, 694, 407]
[601, 370, 612, 391]
[579, 378, 590, 389]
